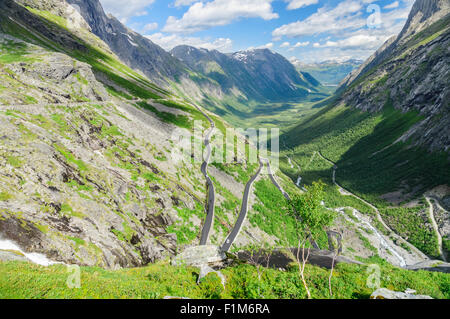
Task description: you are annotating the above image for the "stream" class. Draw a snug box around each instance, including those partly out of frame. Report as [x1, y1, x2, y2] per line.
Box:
[287, 156, 303, 189]
[0, 238, 61, 266]
[340, 208, 407, 267]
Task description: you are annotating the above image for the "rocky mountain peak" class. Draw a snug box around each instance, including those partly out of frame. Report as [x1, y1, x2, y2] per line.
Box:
[340, 0, 450, 90]
[398, 0, 450, 42]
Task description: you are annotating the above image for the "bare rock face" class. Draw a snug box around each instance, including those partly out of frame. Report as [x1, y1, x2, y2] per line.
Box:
[4, 52, 109, 104]
[0, 100, 182, 268]
[0, 34, 196, 269]
[236, 248, 363, 270]
[65, 0, 186, 85]
[406, 260, 450, 273]
[398, 0, 450, 42]
[371, 288, 433, 299]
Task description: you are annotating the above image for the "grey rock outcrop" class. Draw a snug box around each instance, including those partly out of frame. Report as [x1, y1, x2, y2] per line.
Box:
[3, 51, 109, 104]
[237, 248, 363, 270]
[371, 288, 433, 299]
[172, 245, 227, 267]
[66, 0, 186, 86]
[406, 260, 450, 273]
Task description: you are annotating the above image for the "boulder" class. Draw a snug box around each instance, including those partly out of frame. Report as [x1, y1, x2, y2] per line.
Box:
[172, 245, 226, 267]
[406, 260, 450, 273]
[371, 288, 433, 299]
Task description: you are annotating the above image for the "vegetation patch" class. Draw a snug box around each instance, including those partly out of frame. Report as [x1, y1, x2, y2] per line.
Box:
[0, 260, 449, 299]
[379, 206, 440, 258]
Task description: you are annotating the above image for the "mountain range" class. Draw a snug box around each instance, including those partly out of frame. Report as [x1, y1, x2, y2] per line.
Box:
[0, 0, 449, 298]
[66, 0, 324, 119]
[290, 58, 363, 87]
[282, 0, 449, 261]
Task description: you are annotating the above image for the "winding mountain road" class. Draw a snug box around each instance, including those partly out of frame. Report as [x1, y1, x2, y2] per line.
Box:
[189, 103, 217, 246]
[265, 158, 291, 201]
[426, 196, 447, 262]
[221, 159, 263, 252]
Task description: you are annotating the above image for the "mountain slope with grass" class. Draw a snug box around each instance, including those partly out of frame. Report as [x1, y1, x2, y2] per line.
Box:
[338, 0, 450, 152]
[52, 0, 328, 127]
[0, 0, 308, 269]
[281, 0, 450, 260]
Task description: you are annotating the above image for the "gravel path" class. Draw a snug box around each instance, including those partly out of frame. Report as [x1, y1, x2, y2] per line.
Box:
[426, 197, 447, 262]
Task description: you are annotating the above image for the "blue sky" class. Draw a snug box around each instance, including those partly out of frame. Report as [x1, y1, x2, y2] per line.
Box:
[98, 0, 415, 62]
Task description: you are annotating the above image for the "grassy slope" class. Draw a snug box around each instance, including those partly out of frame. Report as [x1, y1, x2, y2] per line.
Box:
[0, 4, 305, 251]
[0, 5, 226, 249]
[1, 259, 449, 299]
[281, 101, 448, 254]
[279, 16, 450, 258]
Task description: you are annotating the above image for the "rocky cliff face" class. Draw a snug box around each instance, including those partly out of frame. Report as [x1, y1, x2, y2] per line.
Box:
[338, 0, 450, 152]
[66, 0, 187, 85]
[398, 0, 450, 42]
[0, 35, 182, 268]
[172, 46, 321, 101]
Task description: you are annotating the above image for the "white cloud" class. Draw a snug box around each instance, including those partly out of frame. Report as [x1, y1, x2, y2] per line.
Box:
[285, 0, 319, 10]
[246, 42, 274, 50]
[142, 22, 158, 32]
[146, 32, 233, 52]
[163, 0, 278, 34]
[99, 0, 154, 22]
[173, 0, 205, 7]
[294, 41, 310, 47]
[273, 0, 374, 38]
[273, 0, 413, 39]
[384, 1, 399, 9]
[313, 34, 388, 50]
[272, 0, 416, 62]
[280, 41, 291, 48]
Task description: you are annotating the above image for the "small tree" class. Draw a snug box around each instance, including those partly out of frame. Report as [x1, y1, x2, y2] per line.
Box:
[287, 181, 336, 299]
[245, 242, 274, 298]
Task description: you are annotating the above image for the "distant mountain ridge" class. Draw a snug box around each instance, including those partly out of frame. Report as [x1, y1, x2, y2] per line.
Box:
[171, 45, 321, 102]
[290, 58, 363, 86]
[57, 0, 323, 115]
